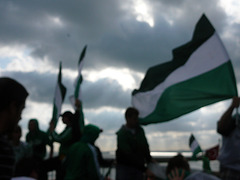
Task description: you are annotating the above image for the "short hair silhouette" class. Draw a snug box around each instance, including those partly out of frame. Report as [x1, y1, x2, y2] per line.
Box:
[125, 107, 139, 119]
[0, 77, 28, 111]
[166, 153, 190, 175]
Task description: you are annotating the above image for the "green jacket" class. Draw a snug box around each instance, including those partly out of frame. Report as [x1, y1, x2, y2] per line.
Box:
[51, 126, 74, 156]
[64, 124, 103, 180]
[116, 125, 152, 171]
[51, 108, 84, 156]
[26, 119, 52, 160]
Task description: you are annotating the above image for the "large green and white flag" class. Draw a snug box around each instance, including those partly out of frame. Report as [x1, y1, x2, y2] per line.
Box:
[52, 62, 67, 127]
[132, 14, 238, 125]
[189, 134, 202, 160]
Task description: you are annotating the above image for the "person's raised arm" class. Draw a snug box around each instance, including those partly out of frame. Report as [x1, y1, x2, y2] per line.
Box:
[217, 96, 240, 136]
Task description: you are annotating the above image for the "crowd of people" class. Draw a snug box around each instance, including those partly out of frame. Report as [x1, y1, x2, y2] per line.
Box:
[0, 77, 240, 180]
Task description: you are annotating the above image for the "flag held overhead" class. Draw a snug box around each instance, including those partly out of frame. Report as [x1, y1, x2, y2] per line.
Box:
[52, 62, 67, 127]
[74, 45, 87, 100]
[69, 45, 87, 133]
[132, 14, 238, 125]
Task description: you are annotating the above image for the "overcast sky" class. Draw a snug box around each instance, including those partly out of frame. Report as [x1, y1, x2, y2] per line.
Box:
[1, 0, 240, 153]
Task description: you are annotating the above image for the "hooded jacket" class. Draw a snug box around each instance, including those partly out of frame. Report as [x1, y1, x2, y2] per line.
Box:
[64, 124, 103, 180]
[26, 119, 52, 160]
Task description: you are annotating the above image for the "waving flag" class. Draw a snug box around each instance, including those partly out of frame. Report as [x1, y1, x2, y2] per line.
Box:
[74, 45, 87, 100]
[132, 14, 238, 125]
[52, 62, 67, 127]
[189, 134, 202, 160]
[69, 45, 87, 132]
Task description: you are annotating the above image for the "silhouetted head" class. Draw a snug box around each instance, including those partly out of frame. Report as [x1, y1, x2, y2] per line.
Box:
[60, 111, 74, 125]
[125, 107, 139, 128]
[166, 153, 190, 175]
[28, 119, 39, 132]
[0, 77, 28, 133]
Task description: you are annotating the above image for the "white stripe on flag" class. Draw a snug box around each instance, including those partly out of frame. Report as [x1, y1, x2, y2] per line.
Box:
[133, 32, 229, 118]
[55, 84, 63, 116]
[190, 140, 199, 152]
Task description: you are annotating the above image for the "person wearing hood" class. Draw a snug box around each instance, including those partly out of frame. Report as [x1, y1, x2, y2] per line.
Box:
[26, 119, 53, 161]
[64, 124, 104, 180]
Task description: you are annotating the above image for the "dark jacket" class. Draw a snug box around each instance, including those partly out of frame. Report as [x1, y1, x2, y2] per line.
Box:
[116, 125, 152, 171]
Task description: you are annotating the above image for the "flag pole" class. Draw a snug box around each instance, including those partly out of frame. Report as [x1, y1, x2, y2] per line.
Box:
[236, 106, 239, 126]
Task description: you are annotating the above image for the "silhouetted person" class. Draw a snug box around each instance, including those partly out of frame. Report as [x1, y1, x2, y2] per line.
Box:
[26, 119, 52, 161]
[64, 124, 103, 180]
[0, 77, 28, 180]
[41, 99, 83, 180]
[116, 107, 153, 180]
[217, 96, 240, 180]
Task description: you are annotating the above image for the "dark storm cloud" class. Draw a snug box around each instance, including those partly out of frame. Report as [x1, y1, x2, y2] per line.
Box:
[1, 0, 233, 73]
[0, 0, 126, 68]
[82, 78, 131, 109]
[2, 70, 131, 109]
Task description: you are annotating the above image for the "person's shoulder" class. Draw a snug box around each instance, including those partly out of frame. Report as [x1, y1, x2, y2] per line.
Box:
[136, 125, 145, 133]
[116, 125, 125, 135]
[70, 141, 87, 150]
[39, 130, 48, 136]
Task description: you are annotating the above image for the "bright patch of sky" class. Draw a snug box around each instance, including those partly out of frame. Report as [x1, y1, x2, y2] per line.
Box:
[48, 15, 64, 27]
[83, 67, 144, 91]
[132, 0, 154, 27]
[219, 0, 240, 23]
[199, 100, 230, 115]
[63, 68, 78, 81]
[0, 44, 56, 74]
[87, 105, 124, 114]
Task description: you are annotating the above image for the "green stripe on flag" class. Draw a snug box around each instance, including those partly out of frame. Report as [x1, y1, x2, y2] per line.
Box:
[74, 75, 83, 99]
[140, 61, 237, 124]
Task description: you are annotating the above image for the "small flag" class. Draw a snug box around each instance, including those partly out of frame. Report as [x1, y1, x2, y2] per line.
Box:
[189, 134, 202, 160]
[52, 62, 67, 127]
[74, 45, 87, 101]
[205, 145, 219, 160]
[69, 45, 87, 133]
[132, 14, 238, 125]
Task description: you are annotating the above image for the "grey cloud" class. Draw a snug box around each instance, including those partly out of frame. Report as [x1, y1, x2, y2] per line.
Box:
[2, 70, 131, 110]
[85, 109, 124, 133]
[1, 71, 56, 103]
[82, 78, 131, 109]
[1, 0, 234, 73]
